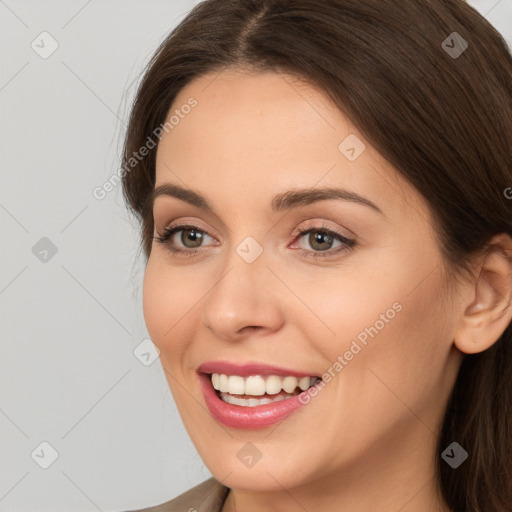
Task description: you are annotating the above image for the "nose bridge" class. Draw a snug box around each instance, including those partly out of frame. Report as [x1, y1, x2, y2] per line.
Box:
[200, 234, 284, 338]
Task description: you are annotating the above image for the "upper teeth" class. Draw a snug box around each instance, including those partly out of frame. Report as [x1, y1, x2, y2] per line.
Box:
[211, 373, 319, 396]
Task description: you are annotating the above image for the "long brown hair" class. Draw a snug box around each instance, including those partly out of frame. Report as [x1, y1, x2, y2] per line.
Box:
[121, 1, 512, 509]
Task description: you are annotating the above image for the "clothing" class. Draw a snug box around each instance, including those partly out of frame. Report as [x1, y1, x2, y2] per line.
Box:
[125, 477, 230, 512]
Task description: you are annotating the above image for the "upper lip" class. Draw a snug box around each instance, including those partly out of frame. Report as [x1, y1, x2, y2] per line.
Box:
[197, 360, 320, 378]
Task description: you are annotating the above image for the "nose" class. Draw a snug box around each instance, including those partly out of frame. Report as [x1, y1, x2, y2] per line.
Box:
[200, 251, 285, 341]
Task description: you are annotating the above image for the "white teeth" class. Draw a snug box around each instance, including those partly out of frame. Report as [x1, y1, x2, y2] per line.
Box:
[245, 375, 266, 395]
[220, 393, 288, 407]
[218, 374, 229, 393]
[298, 376, 311, 391]
[228, 375, 245, 394]
[211, 373, 319, 396]
[265, 375, 282, 395]
[282, 376, 298, 393]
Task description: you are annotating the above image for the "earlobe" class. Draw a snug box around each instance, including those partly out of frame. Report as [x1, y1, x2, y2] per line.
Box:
[453, 234, 512, 355]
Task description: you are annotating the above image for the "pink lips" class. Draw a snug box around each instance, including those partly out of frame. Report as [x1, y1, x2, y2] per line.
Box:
[196, 360, 321, 429]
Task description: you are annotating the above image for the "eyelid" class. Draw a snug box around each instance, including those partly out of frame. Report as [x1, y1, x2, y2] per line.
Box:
[291, 219, 355, 241]
[153, 218, 356, 260]
[158, 217, 221, 240]
[156, 217, 352, 241]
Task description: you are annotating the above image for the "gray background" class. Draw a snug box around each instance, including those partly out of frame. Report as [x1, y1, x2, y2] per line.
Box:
[1, 1, 511, 511]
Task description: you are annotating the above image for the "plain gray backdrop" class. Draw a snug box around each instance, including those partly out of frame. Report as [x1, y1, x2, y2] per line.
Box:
[1, 1, 511, 511]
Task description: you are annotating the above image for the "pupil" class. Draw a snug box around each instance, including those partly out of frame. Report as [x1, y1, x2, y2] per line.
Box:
[183, 229, 202, 247]
[311, 231, 332, 251]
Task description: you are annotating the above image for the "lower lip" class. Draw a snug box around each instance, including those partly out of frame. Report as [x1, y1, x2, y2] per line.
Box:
[197, 372, 318, 429]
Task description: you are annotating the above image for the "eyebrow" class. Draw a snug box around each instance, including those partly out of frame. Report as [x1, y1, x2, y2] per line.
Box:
[149, 183, 384, 216]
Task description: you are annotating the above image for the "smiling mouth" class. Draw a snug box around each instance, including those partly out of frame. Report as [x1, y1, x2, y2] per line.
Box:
[207, 372, 321, 407]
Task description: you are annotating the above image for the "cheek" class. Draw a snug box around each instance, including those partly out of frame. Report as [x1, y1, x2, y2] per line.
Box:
[303, 254, 450, 380]
[142, 258, 197, 355]
[287, 268, 404, 354]
[344, 268, 453, 411]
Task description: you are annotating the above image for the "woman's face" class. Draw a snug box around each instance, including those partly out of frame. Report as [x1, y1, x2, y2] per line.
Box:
[143, 69, 464, 495]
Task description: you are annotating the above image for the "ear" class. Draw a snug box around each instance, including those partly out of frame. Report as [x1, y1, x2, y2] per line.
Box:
[453, 233, 512, 355]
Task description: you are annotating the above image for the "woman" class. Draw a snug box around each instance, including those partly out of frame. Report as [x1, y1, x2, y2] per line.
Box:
[122, 0, 512, 510]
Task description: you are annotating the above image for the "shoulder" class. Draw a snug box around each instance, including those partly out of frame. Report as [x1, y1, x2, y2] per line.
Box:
[124, 477, 230, 512]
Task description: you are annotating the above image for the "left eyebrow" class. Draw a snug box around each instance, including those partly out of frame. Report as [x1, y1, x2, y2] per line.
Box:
[270, 187, 384, 216]
[149, 183, 385, 216]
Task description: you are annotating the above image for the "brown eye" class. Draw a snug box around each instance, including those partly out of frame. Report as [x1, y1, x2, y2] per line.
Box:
[153, 225, 214, 256]
[293, 224, 356, 260]
[305, 230, 336, 252]
[179, 228, 205, 249]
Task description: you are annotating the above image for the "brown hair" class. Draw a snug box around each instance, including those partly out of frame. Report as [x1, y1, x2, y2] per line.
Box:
[121, 0, 512, 509]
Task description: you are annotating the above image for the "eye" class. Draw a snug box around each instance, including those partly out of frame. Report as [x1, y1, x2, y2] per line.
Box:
[153, 224, 215, 257]
[153, 222, 357, 260]
[292, 223, 356, 259]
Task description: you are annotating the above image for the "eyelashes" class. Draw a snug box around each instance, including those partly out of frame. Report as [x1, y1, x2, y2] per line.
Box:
[293, 224, 356, 259]
[153, 222, 356, 260]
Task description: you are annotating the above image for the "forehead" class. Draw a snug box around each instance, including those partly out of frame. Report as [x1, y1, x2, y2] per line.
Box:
[154, 69, 428, 222]
[157, 68, 354, 164]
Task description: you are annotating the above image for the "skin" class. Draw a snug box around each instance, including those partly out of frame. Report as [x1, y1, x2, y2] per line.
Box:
[143, 68, 512, 512]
